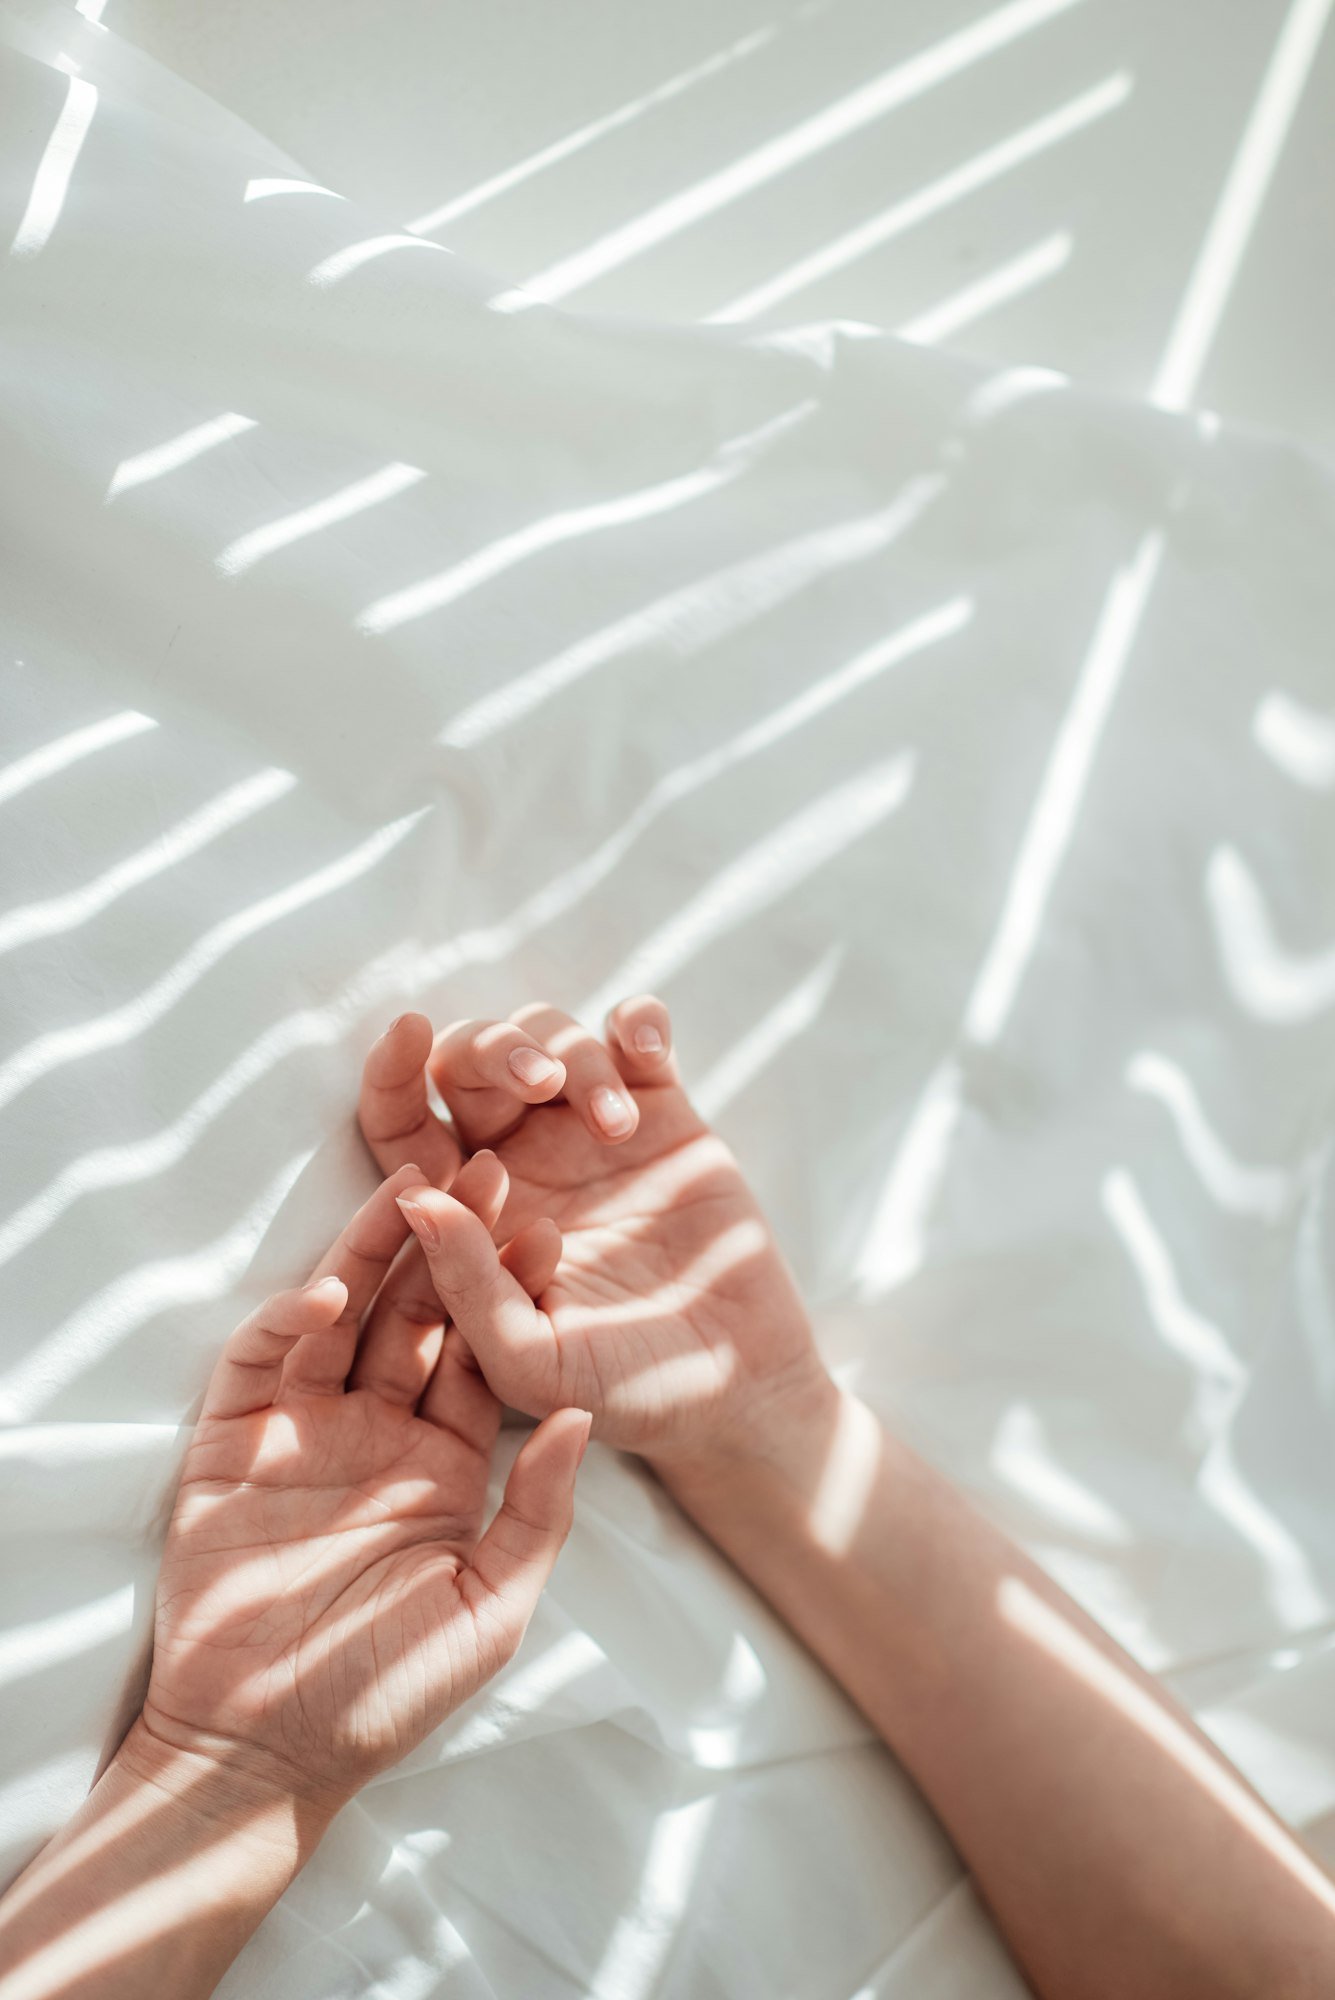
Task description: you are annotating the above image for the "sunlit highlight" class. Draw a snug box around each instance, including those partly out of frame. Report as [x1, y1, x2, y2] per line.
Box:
[405, 26, 777, 235]
[810, 1395, 882, 1554]
[491, 0, 1085, 309]
[0, 711, 154, 809]
[1198, 1434, 1327, 1630]
[999, 1574, 1335, 1912]
[583, 755, 914, 1019]
[0, 1153, 312, 1421]
[216, 463, 426, 576]
[107, 413, 257, 501]
[1152, 0, 1334, 411]
[712, 74, 1127, 323]
[440, 477, 947, 745]
[1254, 691, 1335, 790]
[590, 1796, 716, 2000]
[853, 1056, 965, 1296]
[1207, 845, 1335, 1023]
[694, 946, 843, 1120]
[9, 73, 97, 259]
[308, 233, 451, 287]
[244, 177, 345, 203]
[1126, 1051, 1292, 1220]
[359, 402, 813, 635]
[991, 1404, 1129, 1545]
[0, 1585, 132, 1691]
[898, 231, 1072, 346]
[0, 768, 294, 957]
[1102, 1167, 1244, 1434]
[0, 811, 425, 1120]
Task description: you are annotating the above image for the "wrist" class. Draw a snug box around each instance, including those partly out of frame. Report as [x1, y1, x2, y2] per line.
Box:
[114, 1714, 345, 1879]
[646, 1359, 845, 1520]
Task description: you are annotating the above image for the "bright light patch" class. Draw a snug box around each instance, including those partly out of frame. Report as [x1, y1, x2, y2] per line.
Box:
[1206, 846, 1335, 1023]
[9, 74, 97, 259]
[216, 462, 426, 576]
[0, 711, 155, 809]
[406, 26, 777, 235]
[810, 1394, 882, 1554]
[897, 230, 1072, 346]
[245, 177, 345, 203]
[107, 412, 257, 501]
[1126, 1051, 1292, 1220]
[308, 232, 451, 287]
[712, 72, 1127, 323]
[1254, 691, 1335, 791]
[493, 0, 1086, 308]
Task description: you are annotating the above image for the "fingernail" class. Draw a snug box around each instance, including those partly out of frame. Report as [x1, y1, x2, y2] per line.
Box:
[304, 1275, 347, 1305]
[633, 1025, 664, 1056]
[591, 1086, 634, 1137]
[396, 1193, 440, 1250]
[509, 1046, 560, 1087]
[576, 1412, 593, 1465]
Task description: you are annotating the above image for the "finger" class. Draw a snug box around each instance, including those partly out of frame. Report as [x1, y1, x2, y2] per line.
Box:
[201, 1277, 348, 1421]
[512, 1003, 639, 1145]
[464, 1408, 590, 1626]
[418, 1324, 504, 1457]
[396, 1184, 559, 1412]
[359, 1014, 460, 1186]
[499, 1218, 562, 1299]
[279, 1167, 419, 1399]
[347, 1239, 445, 1410]
[605, 993, 679, 1087]
[430, 1018, 566, 1151]
[448, 1148, 509, 1236]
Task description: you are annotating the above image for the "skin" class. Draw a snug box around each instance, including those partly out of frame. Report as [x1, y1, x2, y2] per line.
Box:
[373, 997, 1335, 2000]
[3, 998, 1332, 1999]
[0, 1159, 588, 2000]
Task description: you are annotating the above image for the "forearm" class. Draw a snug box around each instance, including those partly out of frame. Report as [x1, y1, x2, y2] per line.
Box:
[0, 1720, 335, 2000]
[654, 1383, 1335, 2000]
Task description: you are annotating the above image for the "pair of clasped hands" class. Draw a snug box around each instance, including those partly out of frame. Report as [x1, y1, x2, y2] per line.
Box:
[132, 995, 824, 1824]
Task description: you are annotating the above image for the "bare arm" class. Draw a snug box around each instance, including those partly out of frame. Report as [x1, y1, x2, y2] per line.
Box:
[653, 1385, 1335, 2000]
[374, 994, 1335, 2000]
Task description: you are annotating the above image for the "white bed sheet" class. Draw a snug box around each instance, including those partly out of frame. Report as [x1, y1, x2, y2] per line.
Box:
[2, 3, 1334, 1994]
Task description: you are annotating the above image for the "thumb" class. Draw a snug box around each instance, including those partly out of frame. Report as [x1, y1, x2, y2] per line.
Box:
[396, 1183, 553, 1407]
[467, 1408, 592, 1627]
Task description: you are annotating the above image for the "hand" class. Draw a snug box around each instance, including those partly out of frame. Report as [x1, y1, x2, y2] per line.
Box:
[132, 1167, 589, 1816]
[357, 999, 831, 1466]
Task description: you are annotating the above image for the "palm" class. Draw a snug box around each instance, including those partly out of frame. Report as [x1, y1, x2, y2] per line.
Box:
[488, 1087, 814, 1450]
[145, 1391, 499, 1794]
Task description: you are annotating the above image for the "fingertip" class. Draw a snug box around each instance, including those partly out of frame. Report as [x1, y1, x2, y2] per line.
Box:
[301, 1274, 348, 1320]
[588, 1085, 639, 1143]
[506, 1044, 565, 1097]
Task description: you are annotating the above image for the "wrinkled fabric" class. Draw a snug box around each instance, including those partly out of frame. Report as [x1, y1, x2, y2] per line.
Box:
[2, 3, 1334, 1994]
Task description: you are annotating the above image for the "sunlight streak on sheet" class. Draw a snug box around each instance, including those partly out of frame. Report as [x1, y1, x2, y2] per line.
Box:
[582, 755, 914, 1021]
[1207, 845, 1335, 1022]
[897, 231, 1072, 346]
[0, 1585, 132, 1691]
[491, 0, 1085, 309]
[0, 769, 294, 957]
[712, 75, 1126, 323]
[9, 72, 97, 259]
[358, 402, 814, 635]
[694, 946, 844, 1120]
[1151, 0, 1334, 412]
[1254, 692, 1335, 790]
[0, 712, 154, 809]
[406, 26, 777, 235]
[991, 1403, 1130, 1545]
[0, 1152, 312, 1421]
[308, 233, 451, 287]
[1127, 1051, 1293, 1221]
[591, 1796, 716, 2000]
[853, 1056, 966, 1296]
[107, 413, 257, 501]
[440, 477, 947, 745]
[1198, 1433, 1328, 1631]
[1102, 1166, 1244, 1439]
[216, 463, 426, 576]
[0, 812, 425, 1119]
[245, 177, 345, 203]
